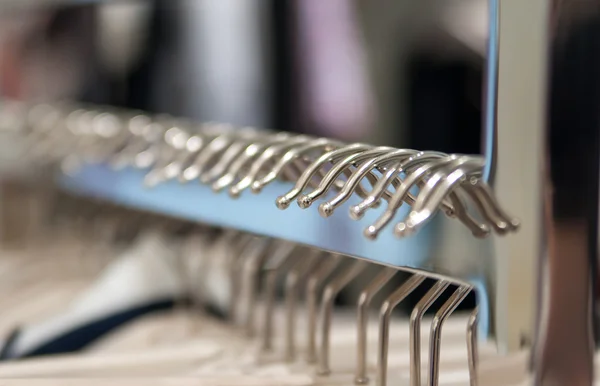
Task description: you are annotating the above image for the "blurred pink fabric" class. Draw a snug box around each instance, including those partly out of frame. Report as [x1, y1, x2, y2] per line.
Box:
[295, 0, 373, 141]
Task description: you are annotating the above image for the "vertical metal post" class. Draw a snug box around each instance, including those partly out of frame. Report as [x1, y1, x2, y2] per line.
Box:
[492, 0, 547, 354]
[482, 0, 499, 185]
[534, 1, 600, 384]
[495, 0, 600, 384]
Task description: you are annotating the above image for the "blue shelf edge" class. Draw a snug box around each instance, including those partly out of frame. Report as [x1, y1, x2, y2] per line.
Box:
[58, 164, 492, 338]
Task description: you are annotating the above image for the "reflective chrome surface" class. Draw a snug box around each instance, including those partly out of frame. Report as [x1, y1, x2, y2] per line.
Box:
[536, 0, 599, 384]
[495, 0, 599, 384]
[1, 0, 547, 375]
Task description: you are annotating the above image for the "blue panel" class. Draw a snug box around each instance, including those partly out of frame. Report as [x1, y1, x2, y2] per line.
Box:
[58, 164, 491, 338]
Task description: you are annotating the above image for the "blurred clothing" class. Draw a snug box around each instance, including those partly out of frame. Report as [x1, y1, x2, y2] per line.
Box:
[0, 0, 486, 150]
[294, 0, 373, 141]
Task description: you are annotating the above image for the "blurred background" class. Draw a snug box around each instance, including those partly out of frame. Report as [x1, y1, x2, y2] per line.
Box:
[0, 0, 488, 153]
[0, 0, 494, 361]
[0, 0, 492, 319]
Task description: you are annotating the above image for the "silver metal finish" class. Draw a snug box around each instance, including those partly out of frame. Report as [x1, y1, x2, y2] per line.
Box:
[355, 267, 398, 385]
[318, 150, 415, 217]
[230, 135, 310, 197]
[284, 249, 322, 361]
[200, 137, 254, 185]
[533, 1, 599, 383]
[241, 237, 272, 337]
[306, 255, 341, 363]
[317, 260, 369, 376]
[251, 138, 340, 194]
[461, 181, 519, 235]
[395, 157, 485, 237]
[409, 281, 450, 386]
[492, 1, 599, 384]
[37, 190, 482, 384]
[467, 307, 479, 386]
[181, 131, 237, 182]
[143, 122, 191, 187]
[261, 240, 297, 351]
[489, 0, 543, 358]
[228, 233, 255, 324]
[275, 144, 371, 210]
[3, 97, 519, 352]
[296, 146, 393, 209]
[1, 1, 551, 381]
[148, 133, 204, 186]
[213, 134, 292, 192]
[376, 275, 426, 386]
[364, 156, 460, 240]
[427, 285, 471, 386]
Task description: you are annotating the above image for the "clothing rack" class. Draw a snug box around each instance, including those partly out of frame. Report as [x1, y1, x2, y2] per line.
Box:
[0, 98, 514, 385]
[1, 0, 598, 385]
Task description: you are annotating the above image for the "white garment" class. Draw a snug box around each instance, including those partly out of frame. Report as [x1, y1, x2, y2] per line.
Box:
[10, 231, 185, 356]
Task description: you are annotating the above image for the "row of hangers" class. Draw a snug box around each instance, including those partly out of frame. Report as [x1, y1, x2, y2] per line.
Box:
[0, 100, 527, 385]
[0, 101, 519, 242]
[0, 190, 528, 385]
